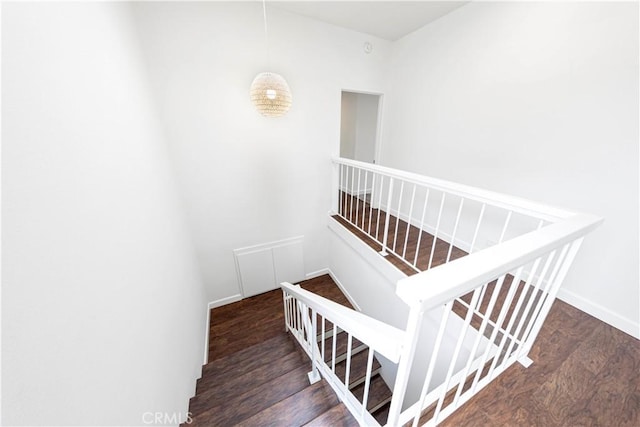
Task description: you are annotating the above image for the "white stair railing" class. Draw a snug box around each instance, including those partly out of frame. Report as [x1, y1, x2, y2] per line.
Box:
[281, 158, 601, 426]
[333, 157, 576, 274]
[282, 283, 404, 426]
[389, 213, 600, 426]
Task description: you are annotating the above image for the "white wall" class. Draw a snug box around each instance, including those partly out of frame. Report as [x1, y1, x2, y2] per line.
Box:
[340, 92, 358, 159]
[3, 4, 636, 426]
[130, 2, 392, 305]
[328, 219, 493, 410]
[381, 2, 639, 337]
[354, 93, 379, 163]
[2, 3, 207, 425]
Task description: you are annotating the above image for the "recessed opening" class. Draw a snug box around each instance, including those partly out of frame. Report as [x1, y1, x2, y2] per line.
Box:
[339, 91, 382, 165]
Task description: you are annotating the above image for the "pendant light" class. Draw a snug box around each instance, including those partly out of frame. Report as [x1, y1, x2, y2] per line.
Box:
[250, 0, 292, 117]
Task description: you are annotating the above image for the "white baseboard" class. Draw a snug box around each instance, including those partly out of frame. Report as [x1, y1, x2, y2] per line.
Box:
[557, 288, 640, 339]
[203, 306, 211, 366]
[208, 294, 242, 310]
[326, 269, 362, 312]
[305, 267, 362, 312]
[305, 268, 331, 280]
[204, 294, 243, 365]
[340, 186, 372, 197]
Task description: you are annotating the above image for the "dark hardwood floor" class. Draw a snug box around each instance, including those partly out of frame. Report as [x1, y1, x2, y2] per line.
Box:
[198, 193, 640, 427]
[208, 274, 352, 362]
[206, 273, 639, 426]
[334, 195, 639, 426]
[208, 287, 285, 361]
[190, 275, 360, 427]
[210, 190, 640, 427]
[441, 298, 640, 427]
[201, 275, 394, 426]
[335, 191, 468, 276]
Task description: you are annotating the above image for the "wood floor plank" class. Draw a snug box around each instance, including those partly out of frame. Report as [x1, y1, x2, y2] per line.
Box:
[209, 316, 285, 360]
[198, 259, 639, 427]
[336, 196, 640, 426]
[334, 346, 382, 388]
[372, 401, 391, 426]
[236, 379, 339, 427]
[570, 336, 640, 427]
[304, 403, 359, 427]
[190, 365, 311, 424]
[436, 300, 640, 427]
[350, 373, 392, 412]
[322, 331, 365, 364]
[192, 276, 362, 427]
[201, 332, 295, 379]
[192, 346, 307, 411]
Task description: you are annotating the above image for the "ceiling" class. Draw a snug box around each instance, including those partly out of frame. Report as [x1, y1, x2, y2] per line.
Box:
[271, 1, 469, 41]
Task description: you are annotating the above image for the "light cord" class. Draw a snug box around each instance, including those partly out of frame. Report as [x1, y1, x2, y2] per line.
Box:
[262, 0, 271, 68]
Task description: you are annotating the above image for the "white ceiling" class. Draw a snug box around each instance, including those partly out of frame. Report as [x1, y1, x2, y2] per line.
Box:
[271, 1, 469, 41]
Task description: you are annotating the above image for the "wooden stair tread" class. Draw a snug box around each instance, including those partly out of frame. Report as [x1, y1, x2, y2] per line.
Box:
[209, 316, 285, 360]
[191, 348, 307, 413]
[189, 275, 396, 427]
[373, 401, 392, 426]
[334, 346, 382, 388]
[190, 364, 311, 424]
[236, 379, 339, 427]
[351, 373, 393, 412]
[197, 334, 299, 393]
[322, 331, 365, 363]
[304, 403, 359, 427]
[201, 332, 294, 378]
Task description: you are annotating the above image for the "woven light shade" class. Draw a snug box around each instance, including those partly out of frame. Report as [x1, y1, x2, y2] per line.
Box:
[250, 72, 292, 118]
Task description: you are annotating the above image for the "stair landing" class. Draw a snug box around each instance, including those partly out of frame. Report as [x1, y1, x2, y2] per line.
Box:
[188, 275, 367, 427]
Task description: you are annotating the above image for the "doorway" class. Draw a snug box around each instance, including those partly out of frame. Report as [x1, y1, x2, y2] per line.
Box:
[339, 91, 382, 164]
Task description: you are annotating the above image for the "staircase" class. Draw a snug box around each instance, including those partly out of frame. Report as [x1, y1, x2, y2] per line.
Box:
[320, 328, 392, 423]
[186, 157, 601, 427]
[185, 276, 392, 426]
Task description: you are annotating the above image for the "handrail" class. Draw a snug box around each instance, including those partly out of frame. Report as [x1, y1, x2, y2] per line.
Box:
[333, 156, 575, 222]
[264, 157, 609, 427]
[396, 212, 603, 310]
[282, 282, 408, 426]
[281, 282, 405, 362]
[328, 157, 603, 426]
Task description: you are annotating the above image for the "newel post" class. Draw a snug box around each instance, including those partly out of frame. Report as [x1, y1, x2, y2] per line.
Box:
[386, 303, 424, 426]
